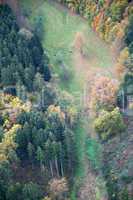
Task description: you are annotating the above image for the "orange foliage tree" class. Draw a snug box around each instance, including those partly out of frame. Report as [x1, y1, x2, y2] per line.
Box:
[49, 178, 68, 200]
[90, 76, 119, 111]
[116, 47, 129, 78]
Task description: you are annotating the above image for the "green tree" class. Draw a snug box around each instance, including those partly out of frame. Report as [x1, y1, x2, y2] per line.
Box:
[94, 108, 126, 140]
[33, 73, 44, 92]
[0, 161, 12, 200]
[22, 182, 42, 200]
[7, 183, 23, 200]
[27, 142, 35, 164]
[125, 15, 133, 47]
[36, 146, 44, 168]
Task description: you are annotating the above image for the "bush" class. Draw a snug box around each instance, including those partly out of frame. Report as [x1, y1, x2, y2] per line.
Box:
[59, 64, 73, 83]
[94, 108, 126, 140]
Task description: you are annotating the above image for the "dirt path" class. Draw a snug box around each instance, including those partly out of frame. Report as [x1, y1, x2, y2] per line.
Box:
[72, 34, 111, 200]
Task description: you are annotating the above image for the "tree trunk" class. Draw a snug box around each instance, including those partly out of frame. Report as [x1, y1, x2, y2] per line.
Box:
[60, 160, 64, 177]
[55, 158, 60, 177]
[50, 161, 54, 177]
[122, 89, 125, 112]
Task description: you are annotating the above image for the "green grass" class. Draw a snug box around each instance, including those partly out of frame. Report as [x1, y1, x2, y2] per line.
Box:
[74, 121, 86, 177]
[21, 0, 114, 94]
[70, 120, 86, 200]
[86, 138, 102, 171]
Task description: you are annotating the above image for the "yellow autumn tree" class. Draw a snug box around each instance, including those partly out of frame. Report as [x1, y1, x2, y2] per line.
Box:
[0, 124, 21, 162]
[48, 105, 65, 121]
[116, 47, 129, 78]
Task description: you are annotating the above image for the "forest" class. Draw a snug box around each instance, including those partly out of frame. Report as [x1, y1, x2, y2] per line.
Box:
[0, 0, 133, 200]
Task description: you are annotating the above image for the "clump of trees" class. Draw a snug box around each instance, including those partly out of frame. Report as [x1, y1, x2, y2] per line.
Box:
[0, 5, 51, 92]
[0, 4, 79, 199]
[60, 0, 130, 42]
[15, 104, 76, 176]
[90, 75, 125, 142]
[0, 91, 77, 199]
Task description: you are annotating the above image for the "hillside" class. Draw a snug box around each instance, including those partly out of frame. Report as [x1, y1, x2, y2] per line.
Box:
[0, 0, 133, 200]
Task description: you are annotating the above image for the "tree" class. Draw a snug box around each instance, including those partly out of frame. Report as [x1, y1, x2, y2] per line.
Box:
[0, 161, 12, 200]
[36, 146, 44, 168]
[116, 47, 129, 78]
[0, 124, 20, 162]
[49, 178, 68, 200]
[38, 85, 57, 111]
[47, 105, 65, 142]
[24, 67, 34, 91]
[0, 127, 4, 142]
[125, 54, 133, 73]
[52, 141, 60, 177]
[42, 197, 51, 200]
[64, 128, 76, 174]
[125, 15, 133, 47]
[94, 107, 126, 140]
[6, 183, 23, 200]
[33, 16, 44, 40]
[22, 182, 42, 200]
[43, 63, 51, 82]
[33, 73, 44, 92]
[8, 149, 19, 165]
[110, 0, 128, 22]
[45, 139, 54, 177]
[27, 142, 35, 164]
[90, 76, 119, 111]
[1, 67, 14, 86]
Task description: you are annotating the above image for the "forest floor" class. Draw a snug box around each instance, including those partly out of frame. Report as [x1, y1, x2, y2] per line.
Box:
[8, 0, 118, 199]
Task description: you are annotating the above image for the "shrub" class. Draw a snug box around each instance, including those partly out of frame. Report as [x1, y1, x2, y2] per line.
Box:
[59, 64, 73, 84]
[94, 108, 126, 140]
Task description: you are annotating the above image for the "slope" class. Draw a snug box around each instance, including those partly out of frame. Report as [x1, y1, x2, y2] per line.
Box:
[8, 0, 119, 199]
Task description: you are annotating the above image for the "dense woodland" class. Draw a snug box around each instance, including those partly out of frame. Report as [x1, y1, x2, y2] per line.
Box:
[0, 4, 78, 200]
[0, 0, 133, 200]
[0, 5, 51, 91]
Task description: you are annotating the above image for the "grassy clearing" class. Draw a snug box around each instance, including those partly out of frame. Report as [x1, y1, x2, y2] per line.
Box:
[21, 0, 114, 94]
